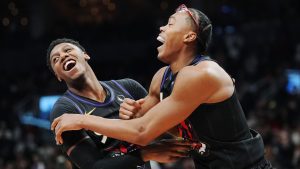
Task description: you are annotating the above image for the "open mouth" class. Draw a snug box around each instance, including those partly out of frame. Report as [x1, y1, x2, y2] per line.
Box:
[63, 59, 76, 71]
[157, 35, 165, 45]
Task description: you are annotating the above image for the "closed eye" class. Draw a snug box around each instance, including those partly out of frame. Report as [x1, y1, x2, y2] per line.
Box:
[167, 17, 175, 27]
[52, 57, 59, 64]
[65, 48, 72, 53]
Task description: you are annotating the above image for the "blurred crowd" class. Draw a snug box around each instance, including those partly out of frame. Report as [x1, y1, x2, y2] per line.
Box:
[1, 0, 300, 169]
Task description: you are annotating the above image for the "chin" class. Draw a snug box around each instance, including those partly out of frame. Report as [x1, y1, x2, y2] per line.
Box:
[70, 74, 80, 81]
[66, 69, 81, 81]
[67, 73, 86, 89]
[157, 52, 164, 61]
[157, 54, 170, 64]
[72, 71, 85, 80]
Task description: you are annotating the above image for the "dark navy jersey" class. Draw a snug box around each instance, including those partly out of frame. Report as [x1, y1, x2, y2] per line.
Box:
[50, 79, 150, 169]
[160, 56, 269, 169]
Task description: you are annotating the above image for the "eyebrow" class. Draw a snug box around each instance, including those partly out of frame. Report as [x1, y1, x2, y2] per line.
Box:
[50, 44, 73, 60]
[50, 52, 58, 61]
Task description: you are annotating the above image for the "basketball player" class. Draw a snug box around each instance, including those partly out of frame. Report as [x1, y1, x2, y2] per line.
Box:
[52, 4, 272, 169]
[47, 38, 191, 169]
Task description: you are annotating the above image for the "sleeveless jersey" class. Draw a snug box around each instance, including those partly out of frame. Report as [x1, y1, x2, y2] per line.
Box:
[160, 56, 265, 169]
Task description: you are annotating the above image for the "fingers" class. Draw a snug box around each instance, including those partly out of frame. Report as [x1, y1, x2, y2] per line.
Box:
[119, 113, 131, 120]
[119, 98, 143, 119]
[160, 138, 192, 145]
[51, 116, 60, 131]
[123, 98, 137, 105]
[120, 99, 141, 112]
[163, 156, 181, 163]
[120, 103, 136, 113]
[158, 139, 193, 154]
[124, 98, 142, 109]
[55, 121, 65, 145]
[119, 114, 131, 120]
[137, 98, 145, 105]
[119, 107, 134, 119]
[159, 152, 188, 163]
[53, 119, 62, 144]
[142, 142, 191, 163]
[170, 150, 189, 158]
[119, 107, 134, 116]
[172, 145, 192, 152]
[167, 143, 192, 152]
[51, 116, 64, 144]
[51, 116, 61, 144]
[55, 128, 63, 145]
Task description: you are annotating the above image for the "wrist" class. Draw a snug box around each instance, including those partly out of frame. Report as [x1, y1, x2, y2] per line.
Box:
[80, 114, 88, 130]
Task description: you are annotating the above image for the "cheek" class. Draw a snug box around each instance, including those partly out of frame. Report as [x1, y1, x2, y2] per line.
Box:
[52, 64, 59, 71]
[165, 36, 182, 50]
[168, 29, 184, 44]
[52, 64, 62, 74]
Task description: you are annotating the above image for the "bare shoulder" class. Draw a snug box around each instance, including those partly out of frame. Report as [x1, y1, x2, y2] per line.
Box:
[152, 66, 168, 82]
[179, 60, 232, 85]
[149, 66, 168, 96]
[174, 61, 234, 103]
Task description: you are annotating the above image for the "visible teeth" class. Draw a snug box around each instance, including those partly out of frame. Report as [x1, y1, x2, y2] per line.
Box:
[157, 36, 165, 43]
[64, 60, 75, 70]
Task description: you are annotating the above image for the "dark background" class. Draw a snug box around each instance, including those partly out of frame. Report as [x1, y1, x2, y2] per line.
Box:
[0, 0, 299, 169]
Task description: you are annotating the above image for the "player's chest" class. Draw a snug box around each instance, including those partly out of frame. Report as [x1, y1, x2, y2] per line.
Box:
[82, 102, 122, 119]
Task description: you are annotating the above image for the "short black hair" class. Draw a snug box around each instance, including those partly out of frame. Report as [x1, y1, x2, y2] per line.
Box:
[46, 38, 86, 73]
[189, 8, 212, 54]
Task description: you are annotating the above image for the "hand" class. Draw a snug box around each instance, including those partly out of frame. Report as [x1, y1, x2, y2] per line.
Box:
[119, 98, 145, 119]
[141, 139, 192, 163]
[51, 113, 85, 145]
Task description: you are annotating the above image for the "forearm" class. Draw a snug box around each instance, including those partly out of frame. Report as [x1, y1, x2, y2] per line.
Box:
[81, 115, 148, 145]
[81, 96, 191, 146]
[54, 91, 195, 146]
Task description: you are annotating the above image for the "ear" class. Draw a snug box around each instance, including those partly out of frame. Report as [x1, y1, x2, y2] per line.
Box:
[84, 53, 90, 61]
[183, 31, 197, 43]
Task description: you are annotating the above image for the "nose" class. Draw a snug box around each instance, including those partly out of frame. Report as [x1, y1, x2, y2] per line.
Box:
[60, 52, 69, 62]
[159, 25, 166, 32]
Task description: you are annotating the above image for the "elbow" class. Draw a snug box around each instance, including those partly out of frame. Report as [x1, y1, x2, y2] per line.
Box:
[131, 126, 154, 146]
[133, 134, 151, 146]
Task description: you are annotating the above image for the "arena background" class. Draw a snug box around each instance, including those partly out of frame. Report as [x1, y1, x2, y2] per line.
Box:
[0, 0, 299, 168]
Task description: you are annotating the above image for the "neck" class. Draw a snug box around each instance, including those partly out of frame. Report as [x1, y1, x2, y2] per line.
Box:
[67, 64, 106, 102]
[169, 48, 197, 74]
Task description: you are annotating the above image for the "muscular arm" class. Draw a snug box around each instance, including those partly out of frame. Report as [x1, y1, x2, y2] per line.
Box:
[135, 67, 167, 116]
[53, 62, 234, 146]
[119, 67, 166, 119]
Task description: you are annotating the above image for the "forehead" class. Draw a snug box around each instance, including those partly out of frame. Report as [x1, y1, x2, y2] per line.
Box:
[169, 12, 189, 21]
[50, 43, 79, 56]
[168, 12, 194, 32]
